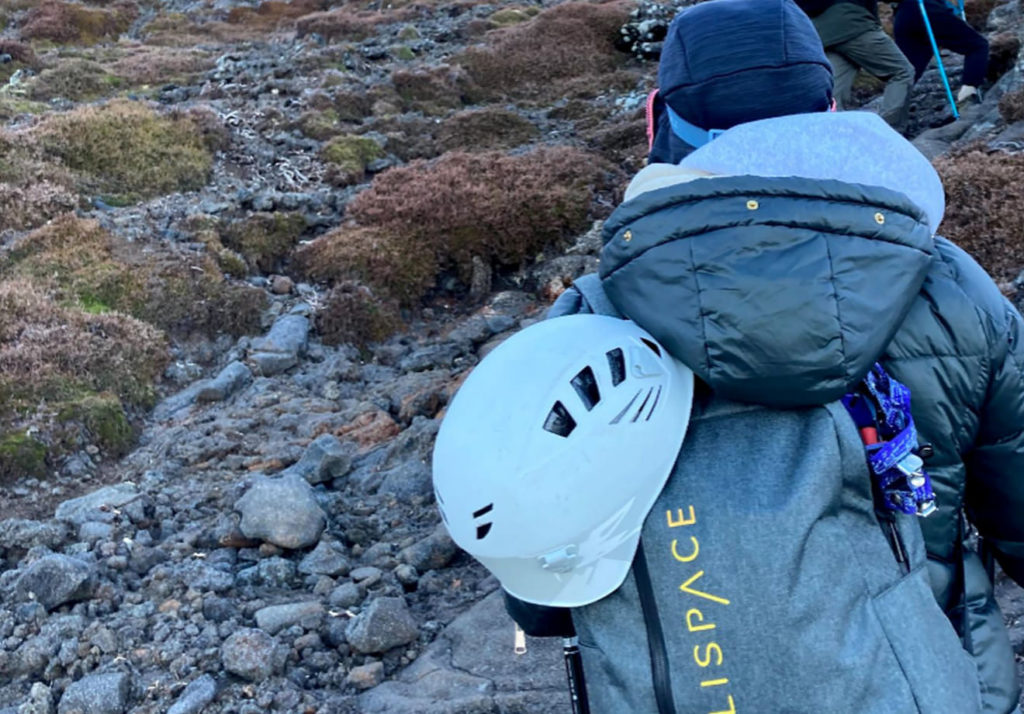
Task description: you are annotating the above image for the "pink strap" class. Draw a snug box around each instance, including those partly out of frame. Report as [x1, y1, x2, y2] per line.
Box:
[646, 89, 659, 151]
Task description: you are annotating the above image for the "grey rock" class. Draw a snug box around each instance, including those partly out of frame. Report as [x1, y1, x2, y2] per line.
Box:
[152, 382, 205, 421]
[255, 601, 323, 634]
[222, 629, 277, 681]
[345, 597, 418, 654]
[236, 474, 326, 549]
[400, 525, 458, 572]
[398, 344, 467, 372]
[166, 674, 218, 714]
[250, 314, 310, 376]
[298, 540, 351, 577]
[328, 582, 363, 609]
[347, 661, 385, 690]
[282, 434, 353, 485]
[55, 484, 140, 526]
[18, 682, 54, 714]
[15, 555, 94, 611]
[197, 361, 253, 403]
[57, 672, 130, 714]
[0, 520, 68, 554]
[358, 590, 566, 713]
[77, 521, 114, 543]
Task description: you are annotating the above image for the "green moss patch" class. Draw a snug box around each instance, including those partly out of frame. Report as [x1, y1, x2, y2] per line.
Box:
[0, 431, 47, 482]
[221, 212, 307, 273]
[36, 100, 213, 203]
[321, 134, 384, 186]
[57, 392, 133, 456]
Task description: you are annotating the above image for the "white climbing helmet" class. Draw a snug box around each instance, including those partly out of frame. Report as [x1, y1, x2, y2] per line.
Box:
[432, 314, 694, 607]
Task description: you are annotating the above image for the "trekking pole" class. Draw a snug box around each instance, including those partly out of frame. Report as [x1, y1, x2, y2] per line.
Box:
[563, 637, 591, 714]
[917, 0, 960, 119]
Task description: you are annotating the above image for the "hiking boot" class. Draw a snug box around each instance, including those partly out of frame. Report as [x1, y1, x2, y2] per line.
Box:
[956, 85, 983, 108]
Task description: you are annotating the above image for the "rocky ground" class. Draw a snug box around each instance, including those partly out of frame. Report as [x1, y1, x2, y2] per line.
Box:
[0, 0, 1024, 712]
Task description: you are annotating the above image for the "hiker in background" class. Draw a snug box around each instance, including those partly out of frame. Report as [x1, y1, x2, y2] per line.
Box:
[894, 0, 990, 106]
[556, 0, 1024, 710]
[794, 0, 915, 131]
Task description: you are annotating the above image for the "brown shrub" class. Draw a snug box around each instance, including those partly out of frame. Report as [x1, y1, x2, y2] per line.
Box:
[28, 58, 122, 102]
[999, 87, 1024, 124]
[295, 7, 394, 41]
[316, 281, 404, 347]
[436, 107, 539, 152]
[3, 215, 266, 338]
[0, 40, 38, 67]
[0, 135, 78, 233]
[110, 46, 215, 86]
[988, 32, 1021, 83]
[294, 225, 437, 305]
[296, 146, 616, 302]
[965, 0, 999, 30]
[457, 1, 632, 100]
[0, 279, 167, 410]
[221, 212, 306, 273]
[20, 0, 137, 45]
[227, 0, 328, 29]
[933, 149, 1024, 281]
[392, 65, 473, 114]
[36, 100, 213, 203]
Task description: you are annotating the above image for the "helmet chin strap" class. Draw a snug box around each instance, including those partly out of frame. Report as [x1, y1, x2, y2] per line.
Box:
[665, 105, 724, 148]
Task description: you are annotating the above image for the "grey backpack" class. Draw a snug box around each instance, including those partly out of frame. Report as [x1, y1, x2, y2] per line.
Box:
[516, 276, 982, 714]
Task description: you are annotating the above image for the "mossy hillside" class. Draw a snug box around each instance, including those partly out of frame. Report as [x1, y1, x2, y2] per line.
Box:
[0, 432, 48, 482]
[221, 212, 307, 273]
[321, 134, 384, 186]
[28, 58, 124, 102]
[57, 392, 133, 456]
[35, 100, 214, 204]
[2, 215, 266, 339]
[0, 135, 79, 233]
[297, 146, 616, 303]
[19, 0, 137, 45]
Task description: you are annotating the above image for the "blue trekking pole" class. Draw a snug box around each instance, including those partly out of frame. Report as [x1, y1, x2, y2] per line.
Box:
[918, 0, 960, 119]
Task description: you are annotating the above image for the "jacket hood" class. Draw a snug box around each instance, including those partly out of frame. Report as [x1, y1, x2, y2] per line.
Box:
[600, 112, 940, 407]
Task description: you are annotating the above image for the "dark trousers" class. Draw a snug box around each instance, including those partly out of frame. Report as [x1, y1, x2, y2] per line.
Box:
[893, 0, 989, 87]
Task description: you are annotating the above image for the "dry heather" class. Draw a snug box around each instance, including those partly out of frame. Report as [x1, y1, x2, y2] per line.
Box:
[19, 0, 137, 45]
[296, 146, 616, 303]
[316, 281, 404, 348]
[934, 149, 1024, 281]
[28, 58, 123, 102]
[295, 7, 398, 41]
[35, 100, 215, 203]
[226, 0, 329, 29]
[457, 0, 633, 100]
[221, 212, 307, 273]
[2, 215, 266, 338]
[391, 65, 475, 115]
[999, 87, 1024, 123]
[0, 134, 78, 233]
[110, 46, 215, 86]
[0, 280, 168, 480]
[436, 108, 539, 152]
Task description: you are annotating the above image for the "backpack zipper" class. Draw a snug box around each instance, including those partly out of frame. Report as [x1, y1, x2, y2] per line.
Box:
[884, 517, 910, 574]
[634, 539, 677, 714]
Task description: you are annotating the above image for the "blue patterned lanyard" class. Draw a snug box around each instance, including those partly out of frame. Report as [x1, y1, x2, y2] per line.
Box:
[842, 364, 937, 517]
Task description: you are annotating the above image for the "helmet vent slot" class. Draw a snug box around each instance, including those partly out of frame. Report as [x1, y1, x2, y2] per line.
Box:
[641, 338, 662, 357]
[606, 348, 626, 386]
[543, 401, 577, 437]
[571, 366, 601, 411]
[473, 504, 494, 539]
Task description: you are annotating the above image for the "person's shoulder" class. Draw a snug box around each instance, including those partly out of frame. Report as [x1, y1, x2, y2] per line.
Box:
[930, 236, 1014, 335]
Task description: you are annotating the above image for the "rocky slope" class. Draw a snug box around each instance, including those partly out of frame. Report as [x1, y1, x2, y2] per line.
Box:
[0, 0, 1023, 711]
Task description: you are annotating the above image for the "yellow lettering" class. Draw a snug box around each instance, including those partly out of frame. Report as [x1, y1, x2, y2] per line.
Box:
[700, 678, 729, 687]
[694, 643, 723, 668]
[686, 608, 716, 633]
[680, 571, 730, 605]
[711, 695, 737, 714]
[666, 506, 696, 528]
[672, 537, 699, 563]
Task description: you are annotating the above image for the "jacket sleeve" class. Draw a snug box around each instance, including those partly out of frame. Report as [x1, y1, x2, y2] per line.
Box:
[964, 297, 1024, 586]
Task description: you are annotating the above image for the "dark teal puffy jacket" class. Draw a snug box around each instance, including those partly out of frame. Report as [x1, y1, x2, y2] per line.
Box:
[595, 174, 1024, 713]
